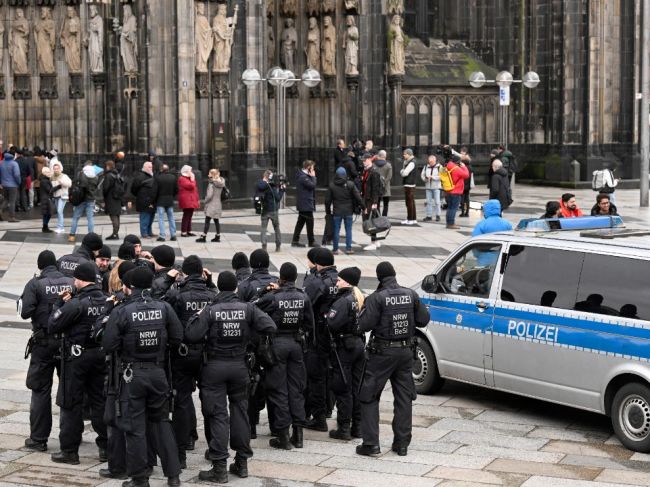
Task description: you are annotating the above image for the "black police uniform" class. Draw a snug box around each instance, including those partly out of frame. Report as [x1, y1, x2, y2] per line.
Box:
[19, 266, 74, 447]
[150, 265, 180, 300]
[303, 265, 338, 424]
[57, 245, 95, 278]
[164, 275, 217, 466]
[185, 291, 276, 468]
[326, 287, 365, 437]
[237, 267, 277, 302]
[102, 289, 183, 482]
[47, 284, 109, 459]
[357, 276, 429, 453]
[255, 283, 314, 445]
[235, 267, 251, 284]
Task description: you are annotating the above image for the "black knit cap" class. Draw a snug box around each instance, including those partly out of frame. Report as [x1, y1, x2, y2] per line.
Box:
[74, 262, 98, 283]
[250, 249, 270, 269]
[306, 247, 318, 264]
[376, 261, 396, 280]
[123, 234, 141, 246]
[338, 267, 361, 287]
[37, 250, 57, 270]
[82, 232, 103, 252]
[231, 252, 250, 271]
[117, 260, 137, 281]
[217, 271, 238, 292]
[151, 245, 176, 268]
[97, 245, 112, 259]
[118, 242, 136, 261]
[280, 262, 298, 282]
[312, 247, 334, 267]
[126, 267, 154, 289]
[182, 255, 203, 276]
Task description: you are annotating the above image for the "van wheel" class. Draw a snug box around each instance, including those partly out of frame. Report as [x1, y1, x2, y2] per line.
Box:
[612, 382, 650, 452]
[413, 339, 444, 394]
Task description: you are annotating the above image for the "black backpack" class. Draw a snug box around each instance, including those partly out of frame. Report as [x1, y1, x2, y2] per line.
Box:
[68, 174, 86, 206]
[112, 174, 127, 200]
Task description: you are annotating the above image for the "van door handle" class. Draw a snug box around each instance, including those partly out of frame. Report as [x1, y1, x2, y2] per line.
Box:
[476, 302, 489, 312]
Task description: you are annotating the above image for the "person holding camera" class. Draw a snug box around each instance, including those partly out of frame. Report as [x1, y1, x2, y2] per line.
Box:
[291, 160, 318, 248]
[257, 169, 285, 252]
[399, 148, 418, 225]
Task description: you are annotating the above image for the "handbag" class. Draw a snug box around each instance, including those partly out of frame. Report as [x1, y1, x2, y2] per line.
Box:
[362, 209, 391, 236]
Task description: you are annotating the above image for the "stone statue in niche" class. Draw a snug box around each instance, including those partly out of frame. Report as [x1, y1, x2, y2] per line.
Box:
[120, 4, 138, 73]
[267, 17, 275, 67]
[321, 15, 336, 76]
[267, 0, 274, 17]
[388, 14, 405, 76]
[305, 17, 320, 70]
[345, 0, 359, 12]
[212, 3, 239, 73]
[0, 18, 4, 71]
[343, 15, 359, 76]
[280, 0, 297, 17]
[195, 2, 213, 73]
[322, 0, 336, 14]
[9, 8, 29, 75]
[61, 7, 82, 73]
[280, 17, 297, 73]
[87, 5, 104, 73]
[307, 0, 319, 16]
[386, 0, 404, 15]
[35, 7, 56, 74]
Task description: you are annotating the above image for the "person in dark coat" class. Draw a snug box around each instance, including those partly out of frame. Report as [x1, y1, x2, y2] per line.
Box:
[334, 139, 348, 167]
[291, 160, 318, 248]
[130, 161, 157, 239]
[326, 167, 364, 254]
[39, 167, 54, 233]
[154, 164, 178, 242]
[360, 156, 382, 251]
[488, 159, 512, 211]
[590, 193, 619, 216]
[102, 160, 124, 240]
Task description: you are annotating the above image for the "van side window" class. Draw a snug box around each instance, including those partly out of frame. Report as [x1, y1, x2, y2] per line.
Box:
[441, 243, 502, 298]
[575, 253, 649, 320]
[501, 245, 583, 309]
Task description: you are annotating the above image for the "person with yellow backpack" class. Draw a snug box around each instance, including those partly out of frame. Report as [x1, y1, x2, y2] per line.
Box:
[438, 147, 469, 229]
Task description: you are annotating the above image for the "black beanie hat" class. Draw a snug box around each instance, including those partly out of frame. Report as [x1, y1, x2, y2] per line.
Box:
[376, 261, 396, 280]
[37, 250, 57, 270]
[312, 247, 334, 267]
[250, 249, 270, 269]
[118, 242, 136, 261]
[74, 262, 98, 282]
[280, 262, 298, 282]
[338, 267, 361, 287]
[306, 247, 318, 264]
[217, 271, 238, 292]
[151, 245, 176, 268]
[97, 245, 112, 259]
[82, 232, 103, 252]
[117, 260, 137, 281]
[231, 252, 250, 271]
[182, 255, 203, 276]
[123, 234, 141, 246]
[127, 267, 154, 289]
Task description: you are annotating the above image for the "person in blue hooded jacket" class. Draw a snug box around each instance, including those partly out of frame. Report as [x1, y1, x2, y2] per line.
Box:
[471, 199, 513, 237]
[0, 152, 22, 222]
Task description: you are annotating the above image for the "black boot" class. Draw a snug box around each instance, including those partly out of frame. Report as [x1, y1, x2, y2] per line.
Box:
[51, 451, 80, 465]
[196, 235, 206, 243]
[24, 438, 47, 451]
[304, 416, 328, 432]
[42, 225, 53, 233]
[356, 444, 381, 456]
[99, 468, 128, 479]
[351, 422, 362, 439]
[269, 428, 293, 450]
[290, 425, 303, 448]
[211, 234, 221, 242]
[122, 478, 150, 487]
[329, 421, 352, 441]
[229, 457, 248, 478]
[199, 461, 228, 483]
[178, 449, 187, 470]
[98, 447, 108, 462]
[167, 475, 181, 486]
[250, 424, 257, 439]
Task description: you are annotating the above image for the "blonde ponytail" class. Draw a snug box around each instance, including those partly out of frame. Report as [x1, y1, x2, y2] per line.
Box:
[352, 286, 365, 310]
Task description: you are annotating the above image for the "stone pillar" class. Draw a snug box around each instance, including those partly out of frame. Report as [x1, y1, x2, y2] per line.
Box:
[245, 0, 266, 155]
[177, 0, 195, 156]
[107, 2, 126, 151]
[388, 75, 404, 149]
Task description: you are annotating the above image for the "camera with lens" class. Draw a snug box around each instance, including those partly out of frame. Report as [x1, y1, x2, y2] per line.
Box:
[270, 174, 288, 188]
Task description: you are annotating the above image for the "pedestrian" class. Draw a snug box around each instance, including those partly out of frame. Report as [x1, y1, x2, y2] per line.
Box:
[360, 155, 382, 251]
[39, 166, 54, 233]
[488, 159, 512, 211]
[421, 155, 442, 222]
[178, 165, 199, 237]
[47, 262, 109, 465]
[57, 232, 103, 278]
[255, 262, 315, 449]
[185, 271, 277, 484]
[102, 160, 125, 241]
[34, 148, 47, 207]
[232, 252, 251, 284]
[154, 164, 178, 242]
[459, 147, 473, 217]
[17, 148, 33, 211]
[0, 152, 22, 222]
[592, 166, 619, 205]
[442, 149, 469, 229]
[291, 160, 318, 248]
[130, 161, 157, 239]
[471, 200, 513, 236]
[326, 166, 363, 255]
[102, 267, 183, 487]
[49, 161, 72, 233]
[540, 201, 562, 219]
[399, 148, 418, 225]
[256, 169, 285, 252]
[327, 266, 365, 441]
[374, 150, 392, 217]
[559, 193, 584, 217]
[591, 193, 619, 216]
[356, 262, 429, 457]
[334, 139, 348, 168]
[196, 168, 225, 243]
[69, 161, 99, 242]
[19, 250, 74, 453]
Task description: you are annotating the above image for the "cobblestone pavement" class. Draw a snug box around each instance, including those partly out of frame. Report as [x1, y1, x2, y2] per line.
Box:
[0, 185, 648, 486]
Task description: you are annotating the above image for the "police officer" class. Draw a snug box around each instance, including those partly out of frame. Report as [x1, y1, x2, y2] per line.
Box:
[303, 247, 338, 431]
[96, 245, 112, 293]
[57, 232, 103, 278]
[327, 267, 365, 440]
[355, 262, 429, 457]
[47, 262, 109, 465]
[185, 271, 276, 484]
[232, 252, 251, 283]
[301, 248, 319, 289]
[255, 263, 314, 449]
[237, 249, 277, 301]
[164, 255, 217, 468]
[19, 250, 74, 452]
[150, 245, 180, 299]
[102, 267, 183, 487]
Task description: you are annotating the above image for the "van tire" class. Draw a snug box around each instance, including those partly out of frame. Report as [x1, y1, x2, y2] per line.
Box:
[413, 339, 444, 394]
[612, 382, 650, 452]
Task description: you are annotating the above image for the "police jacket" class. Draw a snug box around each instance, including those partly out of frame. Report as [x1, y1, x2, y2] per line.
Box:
[102, 289, 183, 363]
[134, 257, 155, 272]
[57, 245, 95, 278]
[237, 268, 278, 302]
[48, 284, 108, 347]
[164, 276, 217, 326]
[358, 276, 429, 341]
[255, 283, 315, 336]
[19, 266, 74, 332]
[185, 291, 276, 359]
[326, 287, 361, 337]
[304, 266, 338, 323]
[235, 267, 252, 284]
[151, 266, 179, 299]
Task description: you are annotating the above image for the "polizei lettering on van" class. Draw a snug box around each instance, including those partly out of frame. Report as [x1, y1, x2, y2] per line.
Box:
[132, 309, 164, 322]
[507, 320, 559, 343]
[386, 295, 412, 306]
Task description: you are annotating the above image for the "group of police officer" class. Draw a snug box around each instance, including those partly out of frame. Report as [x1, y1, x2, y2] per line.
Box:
[18, 232, 429, 486]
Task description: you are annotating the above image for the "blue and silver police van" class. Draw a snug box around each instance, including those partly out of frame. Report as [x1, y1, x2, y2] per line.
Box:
[414, 216, 650, 451]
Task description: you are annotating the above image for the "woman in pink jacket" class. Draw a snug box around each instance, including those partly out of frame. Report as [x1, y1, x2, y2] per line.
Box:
[177, 165, 199, 236]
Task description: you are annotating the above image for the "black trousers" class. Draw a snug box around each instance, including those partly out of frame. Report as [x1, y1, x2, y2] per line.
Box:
[109, 215, 120, 236]
[381, 197, 390, 217]
[265, 336, 306, 430]
[359, 348, 417, 448]
[26, 337, 60, 443]
[292, 211, 315, 244]
[203, 217, 221, 235]
[171, 350, 202, 463]
[305, 343, 329, 419]
[201, 359, 252, 463]
[331, 337, 364, 425]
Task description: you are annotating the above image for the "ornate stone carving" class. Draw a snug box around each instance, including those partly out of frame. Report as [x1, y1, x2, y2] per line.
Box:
[0, 76, 5, 100]
[35, 7, 56, 74]
[120, 4, 138, 74]
[305, 17, 320, 70]
[322, 0, 336, 14]
[280, 0, 296, 17]
[12, 75, 31, 100]
[195, 3, 213, 73]
[0, 19, 4, 72]
[388, 15, 405, 76]
[69, 73, 84, 99]
[307, 0, 319, 17]
[321, 15, 336, 77]
[343, 15, 359, 76]
[267, 0, 274, 17]
[39, 74, 57, 100]
[87, 5, 104, 73]
[211, 72, 230, 98]
[345, 0, 359, 13]
[9, 8, 29, 75]
[386, 0, 404, 15]
[195, 72, 209, 98]
[61, 7, 82, 73]
[267, 17, 275, 67]
[212, 3, 238, 74]
[280, 18, 297, 73]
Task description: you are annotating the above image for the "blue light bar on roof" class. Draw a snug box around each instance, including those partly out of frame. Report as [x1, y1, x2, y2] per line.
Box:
[516, 216, 624, 232]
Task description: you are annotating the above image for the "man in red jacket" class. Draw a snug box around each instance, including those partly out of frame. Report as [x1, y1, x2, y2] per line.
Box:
[444, 151, 470, 229]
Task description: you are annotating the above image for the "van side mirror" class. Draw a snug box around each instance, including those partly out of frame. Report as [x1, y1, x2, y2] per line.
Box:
[421, 274, 439, 293]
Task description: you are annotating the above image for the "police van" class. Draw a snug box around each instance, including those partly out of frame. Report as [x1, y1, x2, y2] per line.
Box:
[414, 216, 650, 451]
